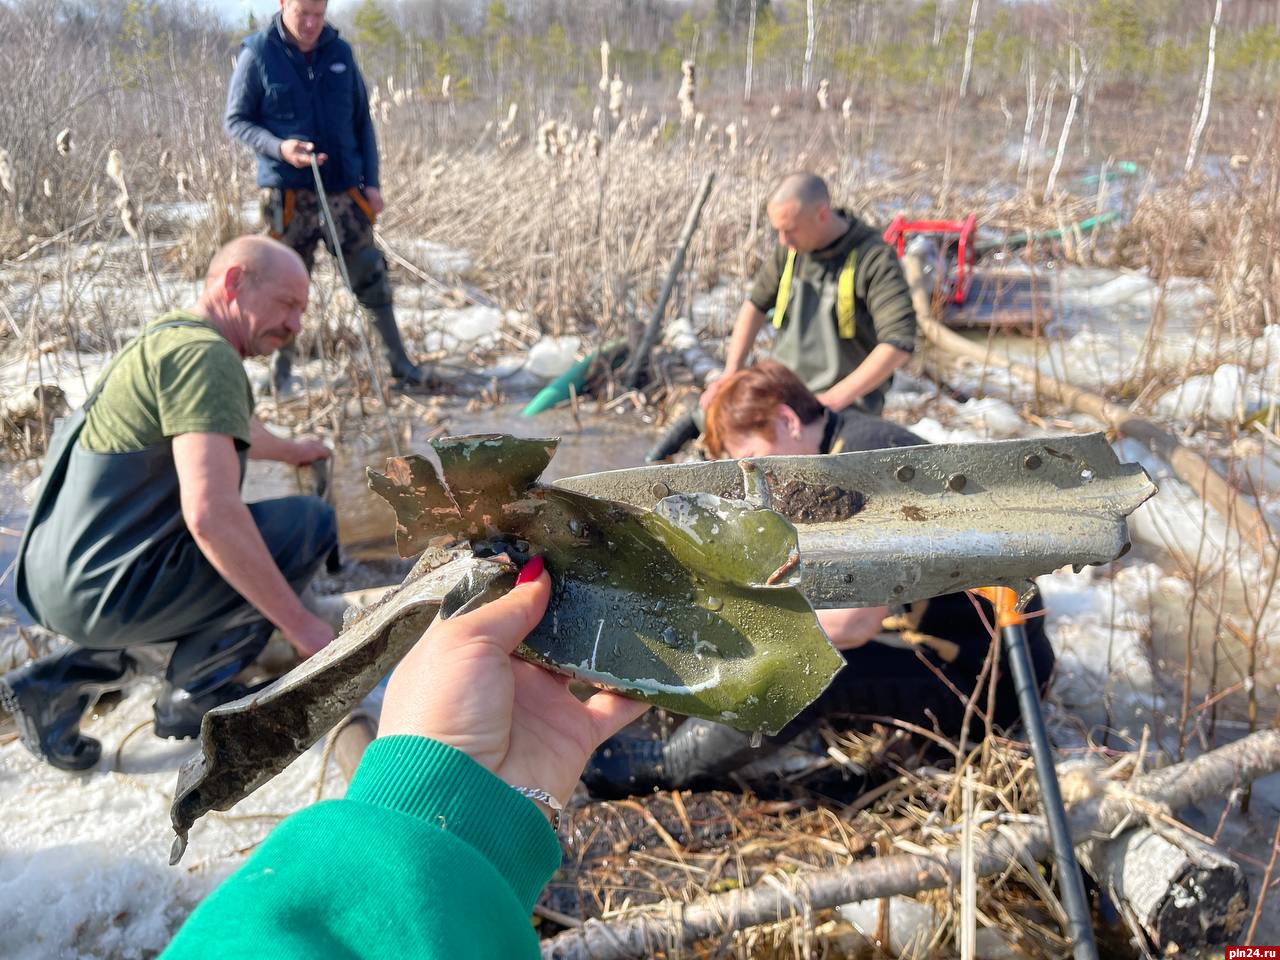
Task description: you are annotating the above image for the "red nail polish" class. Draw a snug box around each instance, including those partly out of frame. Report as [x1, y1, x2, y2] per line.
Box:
[516, 555, 544, 586]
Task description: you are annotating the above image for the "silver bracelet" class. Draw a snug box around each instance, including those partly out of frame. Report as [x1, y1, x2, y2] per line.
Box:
[511, 785, 563, 827]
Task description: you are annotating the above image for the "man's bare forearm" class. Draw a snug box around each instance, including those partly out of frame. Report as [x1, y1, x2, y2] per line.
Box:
[723, 301, 767, 375]
[249, 417, 297, 462]
[816, 343, 911, 412]
[174, 432, 315, 638]
[188, 495, 314, 636]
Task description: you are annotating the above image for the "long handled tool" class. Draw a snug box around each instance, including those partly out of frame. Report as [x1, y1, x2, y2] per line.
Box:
[309, 154, 400, 455]
[976, 586, 1100, 960]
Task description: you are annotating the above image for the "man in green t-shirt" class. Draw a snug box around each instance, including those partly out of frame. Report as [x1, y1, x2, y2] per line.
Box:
[4, 236, 339, 771]
[701, 172, 917, 417]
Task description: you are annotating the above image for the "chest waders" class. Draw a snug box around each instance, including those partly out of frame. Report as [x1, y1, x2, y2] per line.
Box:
[772, 246, 859, 339]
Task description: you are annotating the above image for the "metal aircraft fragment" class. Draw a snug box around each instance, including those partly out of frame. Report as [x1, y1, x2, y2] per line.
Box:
[169, 432, 1155, 859]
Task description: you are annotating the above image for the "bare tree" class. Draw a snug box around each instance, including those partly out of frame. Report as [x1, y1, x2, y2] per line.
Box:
[744, 0, 756, 104]
[802, 0, 816, 93]
[1044, 41, 1090, 202]
[1185, 0, 1224, 175]
[959, 0, 981, 98]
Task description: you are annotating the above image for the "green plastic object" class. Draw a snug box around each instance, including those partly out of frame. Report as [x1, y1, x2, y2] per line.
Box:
[520, 339, 627, 417]
[976, 210, 1120, 256]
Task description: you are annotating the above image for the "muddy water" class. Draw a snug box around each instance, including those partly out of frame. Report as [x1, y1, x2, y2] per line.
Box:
[246, 401, 660, 561]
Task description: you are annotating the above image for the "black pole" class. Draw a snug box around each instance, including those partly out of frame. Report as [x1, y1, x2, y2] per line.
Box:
[622, 173, 716, 389]
[1002, 617, 1100, 960]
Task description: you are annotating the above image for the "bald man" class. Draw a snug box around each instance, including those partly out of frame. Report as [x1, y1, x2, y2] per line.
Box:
[4, 237, 338, 770]
[702, 173, 916, 417]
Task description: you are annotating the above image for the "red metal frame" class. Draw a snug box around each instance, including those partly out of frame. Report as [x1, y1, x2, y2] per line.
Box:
[883, 213, 978, 305]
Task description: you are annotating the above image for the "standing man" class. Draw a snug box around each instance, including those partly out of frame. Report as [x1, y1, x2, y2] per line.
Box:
[701, 173, 917, 417]
[3, 237, 338, 772]
[225, 0, 428, 391]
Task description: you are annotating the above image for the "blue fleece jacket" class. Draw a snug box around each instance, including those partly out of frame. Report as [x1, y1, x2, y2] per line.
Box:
[225, 15, 379, 192]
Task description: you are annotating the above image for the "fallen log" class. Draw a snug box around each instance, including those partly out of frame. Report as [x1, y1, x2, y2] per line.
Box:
[540, 730, 1280, 959]
[901, 254, 1275, 560]
[1079, 824, 1248, 949]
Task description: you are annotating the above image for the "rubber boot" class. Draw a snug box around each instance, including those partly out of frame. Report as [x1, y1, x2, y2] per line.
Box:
[367, 304, 430, 388]
[270, 343, 296, 395]
[153, 621, 273, 740]
[0, 647, 138, 771]
[582, 718, 768, 799]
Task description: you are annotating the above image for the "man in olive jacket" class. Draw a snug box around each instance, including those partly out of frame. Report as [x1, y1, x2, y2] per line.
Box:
[701, 173, 916, 417]
[225, 0, 427, 390]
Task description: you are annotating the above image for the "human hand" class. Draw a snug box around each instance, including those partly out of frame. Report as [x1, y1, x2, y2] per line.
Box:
[379, 557, 651, 809]
[817, 605, 890, 651]
[285, 438, 331, 467]
[698, 372, 728, 411]
[363, 186, 384, 215]
[280, 139, 328, 169]
[283, 609, 335, 658]
[814, 389, 846, 412]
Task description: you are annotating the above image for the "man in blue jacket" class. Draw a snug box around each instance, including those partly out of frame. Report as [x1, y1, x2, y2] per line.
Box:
[225, 0, 428, 390]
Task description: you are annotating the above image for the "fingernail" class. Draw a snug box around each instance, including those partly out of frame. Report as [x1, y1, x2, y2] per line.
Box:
[515, 555, 544, 586]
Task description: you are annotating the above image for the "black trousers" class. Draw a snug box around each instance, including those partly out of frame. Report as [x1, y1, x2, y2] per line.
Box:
[776, 590, 1054, 742]
[77, 496, 337, 684]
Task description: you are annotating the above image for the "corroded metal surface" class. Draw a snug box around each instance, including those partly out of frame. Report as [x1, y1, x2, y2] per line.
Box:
[169, 432, 1154, 856]
[168, 554, 500, 862]
[556, 433, 1156, 607]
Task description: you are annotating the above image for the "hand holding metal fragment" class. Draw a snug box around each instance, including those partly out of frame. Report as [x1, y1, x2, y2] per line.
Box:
[169, 432, 1154, 857]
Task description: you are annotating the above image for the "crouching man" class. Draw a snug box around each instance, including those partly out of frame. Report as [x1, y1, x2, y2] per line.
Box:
[3, 236, 337, 771]
[585, 361, 1055, 798]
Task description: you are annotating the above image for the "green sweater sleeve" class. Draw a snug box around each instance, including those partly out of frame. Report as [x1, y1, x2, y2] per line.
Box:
[162, 736, 562, 960]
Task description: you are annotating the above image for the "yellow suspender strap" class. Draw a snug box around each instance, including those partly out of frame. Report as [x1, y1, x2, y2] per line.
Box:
[772, 249, 796, 329]
[837, 247, 857, 339]
[772, 247, 858, 338]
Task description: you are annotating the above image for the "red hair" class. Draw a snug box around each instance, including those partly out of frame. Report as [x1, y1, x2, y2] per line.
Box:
[704, 361, 825, 458]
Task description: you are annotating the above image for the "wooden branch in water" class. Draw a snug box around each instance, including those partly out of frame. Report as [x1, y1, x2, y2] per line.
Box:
[902, 255, 1275, 560]
[540, 731, 1280, 960]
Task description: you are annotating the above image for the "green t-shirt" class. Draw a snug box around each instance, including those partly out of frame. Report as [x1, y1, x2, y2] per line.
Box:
[80, 311, 254, 453]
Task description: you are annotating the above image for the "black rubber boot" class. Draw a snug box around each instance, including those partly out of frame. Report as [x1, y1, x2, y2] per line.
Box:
[583, 718, 768, 798]
[367, 304, 430, 388]
[153, 621, 273, 740]
[0, 647, 138, 771]
[272, 345, 295, 395]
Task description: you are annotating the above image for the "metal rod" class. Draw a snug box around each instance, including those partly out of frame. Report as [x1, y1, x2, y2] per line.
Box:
[309, 154, 400, 455]
[1001, 614, 1100, 960]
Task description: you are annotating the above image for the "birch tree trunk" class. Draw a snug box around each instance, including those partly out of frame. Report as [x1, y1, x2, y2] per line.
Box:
[744, 0, 756, 104]
[1185, 0, 1224, 175]
[1044, 46, 1088, 202]
[1018, 54, 1037, 176]
[959, 0, 980, 98]
[802, 0, 816, 93]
